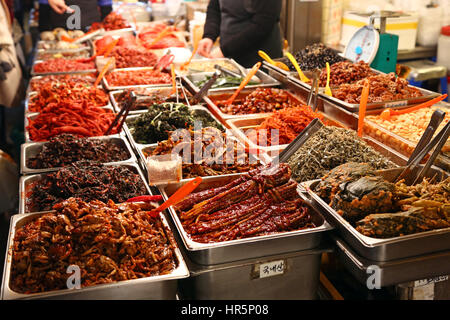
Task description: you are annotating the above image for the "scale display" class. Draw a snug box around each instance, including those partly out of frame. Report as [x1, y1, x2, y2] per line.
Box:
[344, 25, 380, 64]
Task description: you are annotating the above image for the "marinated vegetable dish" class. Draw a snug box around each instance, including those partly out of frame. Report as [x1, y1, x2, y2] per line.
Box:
[33, 58, 95, 73]
[145, 127, 261, 178]
[175, 163, 315, 243]
[26, 161, 148, 212]
[316, 61, 376, 87]
[105, 69, 172, 87]
[29, 74, 97, 91]
[280, 43, 345, 71]
[113, 88, 192, 111]
[11, 198, 178, 294]
[27, 134, 130, 169]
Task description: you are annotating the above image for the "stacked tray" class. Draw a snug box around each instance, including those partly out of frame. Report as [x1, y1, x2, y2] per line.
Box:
[1, 208, 189, 300]
[31, 59, 97, 77]
[299, 166, 450, 262]
[159, 173, 333, 265]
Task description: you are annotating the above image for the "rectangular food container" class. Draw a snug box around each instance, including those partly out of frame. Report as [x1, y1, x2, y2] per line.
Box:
[31, 60, 97, 77]
[333, 235, 450, 288]
[176, 58, 247, 76]
[1, 210, 189, 300]
[321, 85, 440, 113]
[123, 105, 227, 156]
[109, 86, 193, 115]
[299, 166, 450, 262]
[101, 27, 135, 37]
[181, 69, 280, 95]
[102, 67, 173, 91]
[204, 87, 306, 123]
[178, 245, 330, 300]
[36, 40, 90, 51]
[26, 72, 98, 96]
[19, 162, 151, 215]
[20, 134, 137, 175]
[24, 107, 118, 143]
[158, 174, 333, 265]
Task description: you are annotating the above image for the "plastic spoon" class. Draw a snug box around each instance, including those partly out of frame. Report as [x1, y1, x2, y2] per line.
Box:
[324, 62, 332, 97]
[379, 94, 448, 121]
[147, 26, 172, 47]
[357, 80, 370, 137]
[170, 63, 177, 95]
[76, 38, 118, 63]
[224, 61, 262, 106]
[258, 50, 290, 71]
[180, 42, 199, 71]
[285, 51, 309, 83]
[94, 57, 114, 87]
[147, 176, 203, 218]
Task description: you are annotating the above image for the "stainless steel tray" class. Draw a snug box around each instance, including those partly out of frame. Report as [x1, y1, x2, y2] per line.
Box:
[102, 67, 173, 91]
[159, 173, 333, 265]
[26, 73, 98, 96]
[182, 69, 280, 95]
[21, 134, 137, 175]
[36, 40, 90, 51]
[300, 166, 450, 262]
[101, 27, 134, 37]
[321, 85, 440, 113]
[204, 87, 304, 122]
[109, 86, 192, 115]
[333, 235, 450, 288]
[31, 60, 97, 77]
[35, 47, 91, 61]
[1, 209, 189, 300]
[176, 57, 246, 76]
[19, 162, 151, 214]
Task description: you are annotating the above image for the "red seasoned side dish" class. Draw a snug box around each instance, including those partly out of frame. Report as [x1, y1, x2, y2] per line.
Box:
[105, 69, 172, 87]
[33, 58, 95, 73]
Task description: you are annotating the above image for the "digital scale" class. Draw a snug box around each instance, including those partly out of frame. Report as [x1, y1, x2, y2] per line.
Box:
[344, 12, 400, 73]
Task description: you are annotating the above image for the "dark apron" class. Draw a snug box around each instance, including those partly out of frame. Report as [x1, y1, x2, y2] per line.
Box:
[218, 0, 282, 67]
[49, 0, 101, 31]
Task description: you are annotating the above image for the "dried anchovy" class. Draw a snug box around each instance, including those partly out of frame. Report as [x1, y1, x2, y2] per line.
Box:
[27, 161, 148, 212]
[288, 126, 396, 182]
[27, 134, 130, 169]
[10, 198, 178, 294]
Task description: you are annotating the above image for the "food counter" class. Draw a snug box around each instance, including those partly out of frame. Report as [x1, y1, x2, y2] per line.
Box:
[3, 8, 450, 301]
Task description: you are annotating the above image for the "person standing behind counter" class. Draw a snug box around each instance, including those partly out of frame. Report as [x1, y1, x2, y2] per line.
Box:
[38, 0, 113, 31]
[197, 0, 283, 68]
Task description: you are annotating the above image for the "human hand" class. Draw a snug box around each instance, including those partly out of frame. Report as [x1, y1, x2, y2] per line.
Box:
[197, 38, 214, 58]
[48, 0, 75, 14]
[209, 47, 224, 59]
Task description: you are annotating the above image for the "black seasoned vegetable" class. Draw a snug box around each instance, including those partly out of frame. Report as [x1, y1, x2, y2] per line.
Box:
[127, 103, 223, 144]
[279, 43, 345, 71]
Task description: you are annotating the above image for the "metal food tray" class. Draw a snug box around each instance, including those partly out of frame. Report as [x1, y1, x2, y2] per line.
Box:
[204, 87, 304, 122]
[102, 67, 173, 91]
[109, 86, 192, 115]
[159, 173, 333, 265]
[24, 106, 117, 143]
[25, 88, 112, 115]
[26, 73, 98, 96]
[300, 166, 450, 262]
[35, 47, 92, 61]
[19, 162, 151, 215]
[226, 112, 348, 158]
[182, 69, 280, 95]
[20, 134, 137, 175]
[333, 235, 450, 288]
[1, 209, 189, 300]
[101, 27, 135, 37]
[31, 60, 97, 77]
[321, 85, 440, 113]
[176, 58, 246, 76]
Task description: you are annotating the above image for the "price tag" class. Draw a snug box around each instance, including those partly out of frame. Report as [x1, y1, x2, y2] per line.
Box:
[384, 100, 407, 108]
[414, 275, 449, 287]
[255, 260, 286, 279]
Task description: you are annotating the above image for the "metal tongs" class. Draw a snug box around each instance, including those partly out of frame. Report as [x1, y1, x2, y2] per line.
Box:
[214, 64, 243, 79]
[192, 70, 222, 104]
[105, 91, 136, 135]
[306, 68, 320, 112]
[394, 110, 450, 184]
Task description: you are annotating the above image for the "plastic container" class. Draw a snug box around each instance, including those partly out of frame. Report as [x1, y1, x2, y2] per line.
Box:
[146, 153, 183, 186]
[416, 7, 443, 47]
[437, 25, 450, 72]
